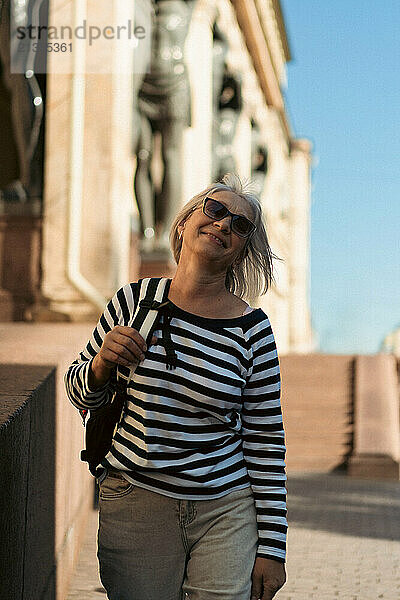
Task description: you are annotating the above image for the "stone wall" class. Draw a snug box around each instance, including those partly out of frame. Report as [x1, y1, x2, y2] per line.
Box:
[0, 365, 56, 600]
[0, 323, 97, 600]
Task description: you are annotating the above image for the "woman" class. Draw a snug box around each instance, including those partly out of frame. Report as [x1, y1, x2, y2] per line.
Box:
[65, 173, 287, 600]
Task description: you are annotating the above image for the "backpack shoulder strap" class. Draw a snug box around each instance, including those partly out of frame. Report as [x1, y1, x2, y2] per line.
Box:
[131, 277, 171, 341]
[130, 277, 171, 344]
[117, 277, 171, 384]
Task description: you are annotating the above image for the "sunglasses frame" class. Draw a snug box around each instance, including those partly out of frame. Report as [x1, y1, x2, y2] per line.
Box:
[202, 197, 256, 238]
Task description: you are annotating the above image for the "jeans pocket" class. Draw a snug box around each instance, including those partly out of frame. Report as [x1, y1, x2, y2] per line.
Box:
[99, 471, 135, 500]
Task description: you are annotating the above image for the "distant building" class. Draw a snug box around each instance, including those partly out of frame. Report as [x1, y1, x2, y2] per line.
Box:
[0, 0, 314, 353]
[381, 326, 400, 356]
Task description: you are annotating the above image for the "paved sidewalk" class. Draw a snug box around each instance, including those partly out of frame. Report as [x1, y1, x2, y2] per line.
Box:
[67, 473, 400, 599]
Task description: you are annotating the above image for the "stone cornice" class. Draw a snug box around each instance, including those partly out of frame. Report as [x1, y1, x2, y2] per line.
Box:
[230, 0, 292, 141]
[271, 0, 291, 62]
[255, 0, 288, 87]
[290, 138, 313, 157]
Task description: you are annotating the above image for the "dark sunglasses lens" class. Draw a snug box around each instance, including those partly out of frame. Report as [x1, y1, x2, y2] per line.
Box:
[205, 197, 254, 237]
[232, 216, 253, 237]
[205, 198, 227, 219]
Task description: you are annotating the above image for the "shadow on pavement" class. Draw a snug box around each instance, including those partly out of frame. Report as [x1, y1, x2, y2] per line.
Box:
[286, 472, 400, 541]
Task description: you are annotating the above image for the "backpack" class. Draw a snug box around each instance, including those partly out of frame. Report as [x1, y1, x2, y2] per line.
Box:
[80, 277, 170, 476]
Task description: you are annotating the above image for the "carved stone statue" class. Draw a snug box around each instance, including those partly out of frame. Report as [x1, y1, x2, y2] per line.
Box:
[134, 0, 196, 252]
[211, 22, 228, 115]
[211, 24, 242, 182]
[211, 22, 227, 181]
[251, 119, 268, 197]
[0, 0, 45, 211]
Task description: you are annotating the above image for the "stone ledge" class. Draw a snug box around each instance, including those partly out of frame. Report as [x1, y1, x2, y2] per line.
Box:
[348, 454, 400, 480]
[350, 354, 400, 480]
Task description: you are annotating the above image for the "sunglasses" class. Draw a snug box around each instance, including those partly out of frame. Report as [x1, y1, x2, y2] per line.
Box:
[202, 197, 256, 238]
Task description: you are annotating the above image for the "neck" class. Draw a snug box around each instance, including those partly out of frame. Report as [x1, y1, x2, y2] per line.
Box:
[171, 261, 230, 302]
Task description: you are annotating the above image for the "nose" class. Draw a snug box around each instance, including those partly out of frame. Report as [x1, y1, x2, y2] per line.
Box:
[213, 215, 231, 233]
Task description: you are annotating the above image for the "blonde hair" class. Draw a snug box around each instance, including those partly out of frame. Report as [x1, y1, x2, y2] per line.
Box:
[169, 173, 280, 300]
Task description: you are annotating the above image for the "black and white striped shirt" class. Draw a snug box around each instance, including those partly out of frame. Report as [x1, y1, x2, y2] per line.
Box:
[65, 282, 287, 562]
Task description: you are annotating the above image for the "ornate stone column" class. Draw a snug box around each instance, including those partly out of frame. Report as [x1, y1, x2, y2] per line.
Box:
[288, 138, 314, 352]
[182, 0, 217, 198]
[37, 0, 136, 321]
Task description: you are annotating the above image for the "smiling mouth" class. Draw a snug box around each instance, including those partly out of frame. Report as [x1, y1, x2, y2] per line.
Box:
[202, 232, 225, 247]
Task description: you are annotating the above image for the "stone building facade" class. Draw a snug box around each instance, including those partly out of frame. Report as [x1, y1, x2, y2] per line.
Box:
[0, 2, 315, 597]
[1, 0, 314, 354]
[382, 326, 400, 356]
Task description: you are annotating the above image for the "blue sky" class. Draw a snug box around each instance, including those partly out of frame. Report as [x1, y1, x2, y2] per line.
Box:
[281, 0, 400, 354]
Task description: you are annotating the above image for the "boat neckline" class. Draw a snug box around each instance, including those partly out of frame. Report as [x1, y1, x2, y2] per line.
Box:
[166, 298, 263, 325]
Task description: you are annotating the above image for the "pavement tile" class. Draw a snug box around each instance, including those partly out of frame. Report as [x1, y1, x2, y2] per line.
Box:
[66, 510, 105, 600]
[67, 473, 400, 599]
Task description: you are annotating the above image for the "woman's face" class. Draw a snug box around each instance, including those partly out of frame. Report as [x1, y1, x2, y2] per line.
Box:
[178, 190, 255, 269]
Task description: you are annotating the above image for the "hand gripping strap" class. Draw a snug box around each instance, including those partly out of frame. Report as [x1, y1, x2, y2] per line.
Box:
[116, 277, 171, 385]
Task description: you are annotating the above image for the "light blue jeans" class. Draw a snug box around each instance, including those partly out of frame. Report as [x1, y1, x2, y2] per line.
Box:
[97, 470, 258, 600]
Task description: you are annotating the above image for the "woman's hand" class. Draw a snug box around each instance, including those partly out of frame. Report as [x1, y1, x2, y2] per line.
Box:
[250, 557, 286, 600]
[89, 326, 157, 389]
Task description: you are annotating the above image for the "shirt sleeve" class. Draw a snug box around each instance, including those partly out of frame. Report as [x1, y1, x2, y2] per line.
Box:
[241, 316, 287, 562]
[64, 283, 139, 411]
